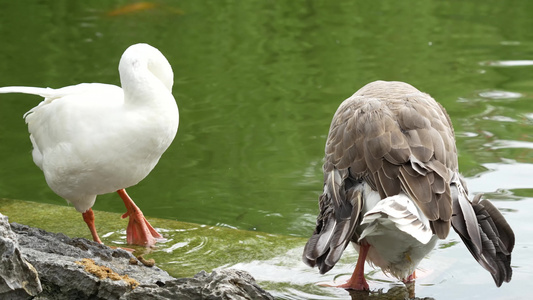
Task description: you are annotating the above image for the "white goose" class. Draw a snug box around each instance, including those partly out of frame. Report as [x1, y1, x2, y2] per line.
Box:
[0, 43, 179, 247]
[303, 81, 514, 291]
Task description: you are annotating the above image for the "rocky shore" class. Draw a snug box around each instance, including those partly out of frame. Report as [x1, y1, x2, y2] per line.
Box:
[0, 213, 273, 300]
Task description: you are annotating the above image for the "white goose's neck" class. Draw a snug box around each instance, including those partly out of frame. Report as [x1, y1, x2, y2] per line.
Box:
[120, 64, 166, 106]
[118, 44, 174, 107]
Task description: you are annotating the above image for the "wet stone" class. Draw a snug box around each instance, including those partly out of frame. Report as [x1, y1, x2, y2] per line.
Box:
[0, 214, 42, 299]
[0, 217, 273, 300]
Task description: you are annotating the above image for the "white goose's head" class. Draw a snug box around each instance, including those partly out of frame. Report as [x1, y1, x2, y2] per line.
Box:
[119, 43, 174, 93]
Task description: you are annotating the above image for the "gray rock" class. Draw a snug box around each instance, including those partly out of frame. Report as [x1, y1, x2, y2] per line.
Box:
[124, 269, 274, 300]
[1, 219, 273, 300]
[0, 214, 42, 299]
[11, 222, 173, 300]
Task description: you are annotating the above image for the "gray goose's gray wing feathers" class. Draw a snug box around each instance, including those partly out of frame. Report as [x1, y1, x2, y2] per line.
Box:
[451, 185, 515, 286]
[303, 81, 514, 285]
[302, 167, 362, 273]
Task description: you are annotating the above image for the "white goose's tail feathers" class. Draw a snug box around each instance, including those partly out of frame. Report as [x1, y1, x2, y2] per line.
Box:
[451, 189, 515, 287]
[0, 86, 61, 119]
[0, 83, 106, 100]
[0, 86, 54, 97]
[0, 84, 110, 119]
[302, 170, 362, 274]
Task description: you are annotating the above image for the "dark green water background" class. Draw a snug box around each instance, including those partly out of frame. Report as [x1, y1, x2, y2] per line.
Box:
[0, 1, 531, 299]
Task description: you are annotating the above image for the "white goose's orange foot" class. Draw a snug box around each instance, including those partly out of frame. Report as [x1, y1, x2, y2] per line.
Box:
[118, 189, 162, 247]
[82, 208, 103, 244]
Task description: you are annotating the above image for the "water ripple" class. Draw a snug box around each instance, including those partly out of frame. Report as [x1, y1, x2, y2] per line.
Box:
[467, 162, 533, 194]
[480, 60, 533, 67]
[478, 90, 523, 99]
[486, 140, 533, 150]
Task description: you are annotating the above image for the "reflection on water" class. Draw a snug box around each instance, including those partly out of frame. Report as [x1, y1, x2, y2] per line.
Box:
[479, 60, 533, 67]
[478, 90, 523, 100]
[0, 0, 532, 299]
[468, 162, 533, 195]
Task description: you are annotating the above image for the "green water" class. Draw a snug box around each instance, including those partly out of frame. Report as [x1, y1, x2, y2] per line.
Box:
[0, 1, 532, 299]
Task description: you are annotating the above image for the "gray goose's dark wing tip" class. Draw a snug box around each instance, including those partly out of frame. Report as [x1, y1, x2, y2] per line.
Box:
[452, 193, 515, 287]
[474, 196, 515, 254]
[302, 177, 362, 275]
[302, 245, 316, 267]
[474, 196, 515, 287]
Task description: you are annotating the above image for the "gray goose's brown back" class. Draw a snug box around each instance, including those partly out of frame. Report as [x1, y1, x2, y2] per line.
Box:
[324, 80, 456, 237]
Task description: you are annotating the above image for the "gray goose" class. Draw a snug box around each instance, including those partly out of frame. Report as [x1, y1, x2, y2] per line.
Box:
[302, 81, 514, 290]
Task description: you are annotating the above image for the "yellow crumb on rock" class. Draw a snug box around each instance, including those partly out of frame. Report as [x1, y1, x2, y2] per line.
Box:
[129, 257, 138, 265]
[136, 255, 155, 267]
[75, 258, 139, 288]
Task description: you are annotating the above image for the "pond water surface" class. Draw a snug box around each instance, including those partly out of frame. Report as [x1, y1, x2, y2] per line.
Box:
[0, 1, 531, 299]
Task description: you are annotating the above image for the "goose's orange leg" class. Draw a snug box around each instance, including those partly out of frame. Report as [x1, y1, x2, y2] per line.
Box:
[118, 189, 162, 247]
[82, 208, 102, 244]
[338, 243, 370, 290]
[323, 242, 370, 290]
